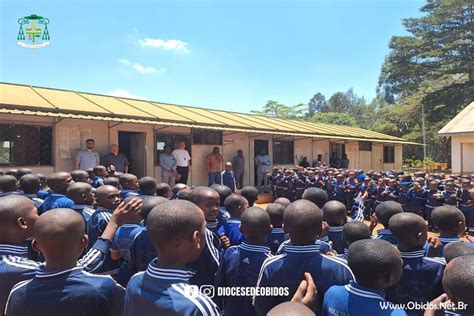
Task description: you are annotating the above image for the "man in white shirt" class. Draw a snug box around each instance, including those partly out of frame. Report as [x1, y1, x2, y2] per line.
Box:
[255, 149, 271, 193]
[172, 141, 191, 185]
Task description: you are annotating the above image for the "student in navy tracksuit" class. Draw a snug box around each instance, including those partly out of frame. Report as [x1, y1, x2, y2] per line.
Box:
[0, 197, 141, 313]
[407, 181, 427, 216]
[128, 197, 169, 275]
[188, 187, 223, 286]
[210, 184, 232, 230]
[425, 205, 466, 257]
[322, 239, 407, 316]
[87, 185, 122, 249]
[119, 174, 140, 199]
[338, 221, 371, 262]
[137, 176, 157, 200]
[91, 165, 108, 188]
[124, 200, 220, 316]
[322, 200, 348, 254]
[19, 174, 44, 209]
[66, 182, 96, 226]
[221, 162, 237, 193]
[254, 200, 354, 315]
[443, 181, 459, 206]
[217, 194, 248, 246]
[332, 174, 346, 205]
[39, 172, 74, 213]
[264, 203, 288, 254]
[373, 201, 404, 245]
[386, 213, 445, 316]
[425, 180, 444, 230]
[432, 255, 474, 316]
[5, 209, 125, 316]
[458, 180, 474, 229]
[216, 207, 272, 316]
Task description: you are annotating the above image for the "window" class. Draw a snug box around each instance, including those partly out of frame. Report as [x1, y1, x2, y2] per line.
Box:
[359, 141, 372, 151]
[0, 124, 52, 166]
[155, 134, 191, 165]
[273, 140, 294, 164]
[384, 146, 395, 163]
[192, 129, 222, 145]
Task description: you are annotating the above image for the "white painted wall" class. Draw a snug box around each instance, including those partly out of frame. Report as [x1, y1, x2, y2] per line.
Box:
[222, 133, 251, 186]
[313, 139, 330, 165]
[451, 135, 474, 174]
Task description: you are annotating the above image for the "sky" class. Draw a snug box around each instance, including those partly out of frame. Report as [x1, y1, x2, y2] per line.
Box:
[0, 0, 424, 113]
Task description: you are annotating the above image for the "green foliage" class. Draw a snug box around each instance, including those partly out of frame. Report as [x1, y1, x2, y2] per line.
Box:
[251, 100, 305, 119]
[308, 112, 358, 127]
[251, 0, 473, 166]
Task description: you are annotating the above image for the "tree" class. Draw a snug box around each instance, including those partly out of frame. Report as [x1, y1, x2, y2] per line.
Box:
[326, 92, 352, 113]
[307, 92, 327, 116]
[378, 0, 474, 107]
[308, 112, 358, 127]
[251, 100, 306, 119]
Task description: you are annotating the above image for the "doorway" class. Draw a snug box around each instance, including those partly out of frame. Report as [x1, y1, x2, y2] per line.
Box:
[254, 139, 269, 186]
[118, 131, 146, 178]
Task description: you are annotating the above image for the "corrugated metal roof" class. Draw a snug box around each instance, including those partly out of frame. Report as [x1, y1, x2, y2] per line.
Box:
[439, 102, 474, 136]
[0, 82, 412, 144]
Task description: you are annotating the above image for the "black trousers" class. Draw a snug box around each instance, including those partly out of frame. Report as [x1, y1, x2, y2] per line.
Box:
[176, 166, 189, 185]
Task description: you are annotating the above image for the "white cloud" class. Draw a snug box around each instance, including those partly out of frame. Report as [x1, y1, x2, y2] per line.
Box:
[138, 38, 190, 53]
[106, 89, 147, 100]
[117, 58, 165, 74]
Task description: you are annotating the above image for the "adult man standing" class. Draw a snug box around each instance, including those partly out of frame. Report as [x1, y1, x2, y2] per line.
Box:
[232, 149, 245, 189]
[255, 149, 271, 193]
[75, 139, 100, 171]
[207, 147, 223, 186]
[172, 141, 191, 185]
[102, 144, 130, 173]
[159, 145, 177, 186]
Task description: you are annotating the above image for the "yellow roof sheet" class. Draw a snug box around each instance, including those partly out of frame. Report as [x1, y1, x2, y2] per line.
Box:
[0, 82, 409, 144]
[0, 84, 56, 110]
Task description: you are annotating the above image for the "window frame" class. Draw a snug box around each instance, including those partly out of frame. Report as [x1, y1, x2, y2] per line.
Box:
[272, 140, 294, 165]
[191, 128, 223, 145]
[359, 141, 372, 151]
[383, 146, 395, 164]
[0, 123, 53, 166]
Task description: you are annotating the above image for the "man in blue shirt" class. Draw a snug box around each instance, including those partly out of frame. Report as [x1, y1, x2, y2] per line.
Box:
[102, 144, 130, 173]
[5, 208, 125, 316]
[322, 239, 407, 316]
[254, 200, 354, 315]
[124, 200, 220, 316]
[75, 139, 100, 171]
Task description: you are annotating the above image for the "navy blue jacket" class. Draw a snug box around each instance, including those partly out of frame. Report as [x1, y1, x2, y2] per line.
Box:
[254, 244, 354, 315]
[5, 266, 124, 316]
[322, 281, 407, 316]
[124, 258, 219, 316]
[216, 242, 272, 316]
[264, 228, 288, 255]
[386, 249, 445, 316]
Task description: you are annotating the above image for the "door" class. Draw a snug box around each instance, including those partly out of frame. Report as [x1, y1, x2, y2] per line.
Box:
[118, 131, 146, 178]
[461, 143, 474, 174]
[372, 144, 383, 171]
[254, 140, 269, 186]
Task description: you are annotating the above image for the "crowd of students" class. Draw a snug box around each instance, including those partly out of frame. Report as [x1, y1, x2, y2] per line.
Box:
[0, 165, 473, 316]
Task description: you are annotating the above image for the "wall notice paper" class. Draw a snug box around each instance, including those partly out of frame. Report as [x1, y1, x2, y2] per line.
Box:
[59, 127, 71, 159]
[70, 128, 81, 149]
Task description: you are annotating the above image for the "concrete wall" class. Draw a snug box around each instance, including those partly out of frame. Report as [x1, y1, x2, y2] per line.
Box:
[451, 135, 474, 174]
[0, 113, 407, 182]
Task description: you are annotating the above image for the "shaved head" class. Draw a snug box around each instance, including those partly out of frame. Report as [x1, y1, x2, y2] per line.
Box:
[0, 195, 36, 228]
[33, 208, 86, 264]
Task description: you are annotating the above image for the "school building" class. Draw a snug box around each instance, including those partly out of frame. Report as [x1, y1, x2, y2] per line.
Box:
[0, 82, 413, 186]
[439, 101, 474, 175]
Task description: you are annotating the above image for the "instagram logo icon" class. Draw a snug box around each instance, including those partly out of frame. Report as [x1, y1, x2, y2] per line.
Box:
[199, 285, 215, 298]
[184, 285, 200, 299]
